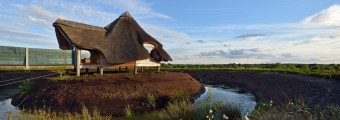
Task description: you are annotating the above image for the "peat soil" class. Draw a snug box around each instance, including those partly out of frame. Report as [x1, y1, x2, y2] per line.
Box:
[0, 71, 57, 89]
[184, 70, 340, 110]
[11, 72, 203, 115]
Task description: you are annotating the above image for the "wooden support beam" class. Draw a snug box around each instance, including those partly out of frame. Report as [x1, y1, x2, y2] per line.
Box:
[141, 67, 144, 72]
[97, 67, 100, 73]
[100, 67, 104, 75]
[119, 67, 121, 72]
[85, 68, 89, 73]
[25, 48, 29, 70]
[76, 48, 81, 76]
[134, 66, 137, 75]
[157, 66, 160, 72]
[125, 67, 128, 72]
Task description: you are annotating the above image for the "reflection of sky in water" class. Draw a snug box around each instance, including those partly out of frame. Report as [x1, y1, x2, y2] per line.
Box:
[0, 87, 19, 119]
[194, 85, 257, 115]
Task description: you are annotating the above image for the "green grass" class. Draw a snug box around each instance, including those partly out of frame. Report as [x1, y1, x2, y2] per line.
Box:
[19, 81, 33, 97]
[6, 106, 112, 120]
[6, 92, 340, 120]
[161, 63, 340, 80]
[250, 97, 340, 120]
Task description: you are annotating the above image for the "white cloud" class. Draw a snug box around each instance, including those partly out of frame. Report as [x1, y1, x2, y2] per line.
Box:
[11, 4, 59, 27]
[302, 4, 340, 26]
[107, 0, 172, 20]
[140, 23, 192, 42]
[27, 16, 50, 26]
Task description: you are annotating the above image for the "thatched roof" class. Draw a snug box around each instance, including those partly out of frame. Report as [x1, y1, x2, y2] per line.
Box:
[53, 11, 172, 64]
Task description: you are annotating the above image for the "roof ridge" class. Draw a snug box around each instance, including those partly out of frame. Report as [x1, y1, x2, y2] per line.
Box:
[53, 18, 105, 32]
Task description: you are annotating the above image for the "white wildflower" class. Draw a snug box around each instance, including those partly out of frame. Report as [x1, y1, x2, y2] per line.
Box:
[270, 100, 273, 106]
[289, 102, 294, 105]
[223, 114, 229, 119]
[209, 109, 213, 113]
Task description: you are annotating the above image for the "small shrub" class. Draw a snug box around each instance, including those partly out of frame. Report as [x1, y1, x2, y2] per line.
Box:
[93, 73, 101, 77]
[158, 99, 194, 120]
[19, 81, 33, 97]
[147, 94, 156, 108]
[171, 89, 189, 101]
[125, 75, 133, 80]
[125, 105, 133, 120]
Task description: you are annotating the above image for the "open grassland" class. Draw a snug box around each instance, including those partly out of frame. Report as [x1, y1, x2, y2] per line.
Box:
[162, 63, 340, 80]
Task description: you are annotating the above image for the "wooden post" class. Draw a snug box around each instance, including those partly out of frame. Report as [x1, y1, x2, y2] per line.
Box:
[85, 68, 89, 73]
[97, 67, 100, 73]
[141, 67, 144, 72]
[125, 67, 128, 72]
[76, 48, 81, 76]
[100, 67, 104, 75]
[119, 67, 121, 72]
[25, 48, 29, 70]
[157, 66, 160, 72]
[134, 66, 137, 75]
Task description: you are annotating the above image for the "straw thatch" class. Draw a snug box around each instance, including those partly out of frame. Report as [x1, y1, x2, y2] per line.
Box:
[53, 11, 172, 64]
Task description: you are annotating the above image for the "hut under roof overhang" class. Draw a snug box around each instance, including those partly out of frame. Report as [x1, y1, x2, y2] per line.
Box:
[53, 11, 172, 76]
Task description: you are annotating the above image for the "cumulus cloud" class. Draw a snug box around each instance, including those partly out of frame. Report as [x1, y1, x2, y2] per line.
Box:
[302, 4, 340, 26]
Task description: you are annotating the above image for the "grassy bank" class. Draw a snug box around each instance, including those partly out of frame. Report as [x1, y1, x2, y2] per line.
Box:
[7, 90, 340, 120]
[251, 97, 340, 120]
[162, 63, 340, 80]
[6, 90, 242, 120]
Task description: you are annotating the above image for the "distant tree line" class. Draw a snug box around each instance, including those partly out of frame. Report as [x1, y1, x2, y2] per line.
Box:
[161, 63, 340, 80]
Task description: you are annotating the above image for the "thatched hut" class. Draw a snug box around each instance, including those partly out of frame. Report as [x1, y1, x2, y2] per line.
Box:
[53, 11, 172, 76]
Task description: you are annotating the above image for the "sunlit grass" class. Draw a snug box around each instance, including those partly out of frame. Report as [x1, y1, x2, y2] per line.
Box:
[250, 97, 340, 120]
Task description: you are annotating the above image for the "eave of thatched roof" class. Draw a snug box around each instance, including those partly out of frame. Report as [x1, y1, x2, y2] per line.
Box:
[53, 11, 172, 64]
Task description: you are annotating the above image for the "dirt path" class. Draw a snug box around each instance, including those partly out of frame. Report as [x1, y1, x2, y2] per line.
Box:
[184, 70, 340, 109]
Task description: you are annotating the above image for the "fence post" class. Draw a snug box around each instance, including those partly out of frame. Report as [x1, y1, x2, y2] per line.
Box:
[25, 48, 29, 70]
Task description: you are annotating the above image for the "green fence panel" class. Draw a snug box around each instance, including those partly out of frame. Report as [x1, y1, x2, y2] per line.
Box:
[0, 46, 26, 65]
[29, 48, 72, 66]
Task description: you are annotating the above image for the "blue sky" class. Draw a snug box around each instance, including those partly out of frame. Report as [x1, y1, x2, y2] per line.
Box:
[0, 0, 340, 64]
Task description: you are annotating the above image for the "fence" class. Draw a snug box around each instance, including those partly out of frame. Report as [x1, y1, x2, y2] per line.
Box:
[0, 46, 73, 70]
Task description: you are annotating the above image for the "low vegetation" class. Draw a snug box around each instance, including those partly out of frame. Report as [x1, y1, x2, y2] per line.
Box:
[251, 97, 340, 120]
[6, 90, 340, 120]
[162, 63, 340, 80]
[19, 81, 32, 97]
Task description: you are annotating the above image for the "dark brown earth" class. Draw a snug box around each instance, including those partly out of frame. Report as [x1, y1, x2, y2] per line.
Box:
[11, 72, 203, 115]
[184, 70, 340, 109]
[7, 70, 340, 115]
